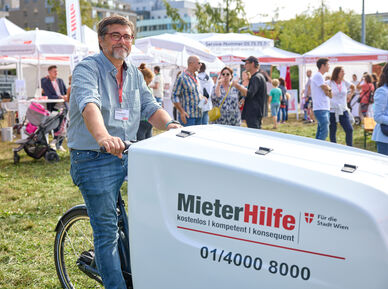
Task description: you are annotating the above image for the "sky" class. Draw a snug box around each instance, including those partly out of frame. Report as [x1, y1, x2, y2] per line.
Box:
[207, 0, 388, 22]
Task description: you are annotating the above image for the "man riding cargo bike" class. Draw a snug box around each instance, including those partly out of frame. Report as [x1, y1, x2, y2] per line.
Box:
[61, 15, 180, 289]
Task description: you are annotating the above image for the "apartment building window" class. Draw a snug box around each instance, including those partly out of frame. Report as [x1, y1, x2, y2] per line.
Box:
[45, 16, 55, 24]
[23, 11, 27, 17]
[24, 0, 29, 3]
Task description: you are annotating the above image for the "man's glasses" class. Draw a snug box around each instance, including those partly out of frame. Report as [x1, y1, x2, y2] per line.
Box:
[222, 73, 231, 76]
[106, 32, 134, 42]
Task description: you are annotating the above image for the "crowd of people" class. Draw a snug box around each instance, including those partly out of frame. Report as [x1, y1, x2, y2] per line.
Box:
[299, 58, 388, 154]
[40, 50, 388, 158]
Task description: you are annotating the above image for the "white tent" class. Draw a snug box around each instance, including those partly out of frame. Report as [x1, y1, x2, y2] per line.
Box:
[0, 28, 87, 97]
[179, 32, 274, 53]
[135, 33, 224, 71]
[218, 46, 301, 65]
[199, 33, 274, 52]
[0, 17, 24, 38]
[302, 31, 388, 64]
[299, 31, 388, 111]
[0, 28, 88, 56]
[82, 24, 99, 54]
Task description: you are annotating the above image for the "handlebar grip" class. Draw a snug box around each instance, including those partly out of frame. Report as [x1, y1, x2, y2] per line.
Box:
[100, 140, 132, 154]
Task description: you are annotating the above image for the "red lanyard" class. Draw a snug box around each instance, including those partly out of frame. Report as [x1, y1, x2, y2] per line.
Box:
[185, 70, 198, 84]
[336, 81, 342, 94]
[118, 67, 123, 104]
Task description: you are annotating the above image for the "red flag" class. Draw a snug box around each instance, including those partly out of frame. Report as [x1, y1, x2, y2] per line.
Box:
[285, 66, 292, 89]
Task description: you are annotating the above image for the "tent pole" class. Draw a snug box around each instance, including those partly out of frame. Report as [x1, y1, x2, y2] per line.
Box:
[37, 52, 41, 98]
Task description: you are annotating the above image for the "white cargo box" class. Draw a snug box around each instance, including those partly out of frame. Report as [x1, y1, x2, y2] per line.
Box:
[127, 125, 388, 289]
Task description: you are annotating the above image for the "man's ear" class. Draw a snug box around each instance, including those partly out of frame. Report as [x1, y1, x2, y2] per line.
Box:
[98, 36, 104, 50]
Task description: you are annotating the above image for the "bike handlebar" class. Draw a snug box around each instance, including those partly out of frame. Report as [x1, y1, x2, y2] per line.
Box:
[100, 140, 132, 154]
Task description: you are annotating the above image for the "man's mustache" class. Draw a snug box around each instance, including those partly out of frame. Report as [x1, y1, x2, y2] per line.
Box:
[113, 45, 129, 52]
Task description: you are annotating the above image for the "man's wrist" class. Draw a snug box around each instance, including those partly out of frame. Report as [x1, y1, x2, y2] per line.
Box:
[165, 120, 180, 129]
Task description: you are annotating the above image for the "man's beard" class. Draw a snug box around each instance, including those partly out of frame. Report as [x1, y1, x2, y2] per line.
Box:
[112, 45, 129, 60]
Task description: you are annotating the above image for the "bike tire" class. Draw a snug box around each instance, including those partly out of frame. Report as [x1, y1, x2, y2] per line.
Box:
[54, 207, 103, 289]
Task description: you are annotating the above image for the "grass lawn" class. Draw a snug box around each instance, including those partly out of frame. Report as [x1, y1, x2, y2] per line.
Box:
[0, 114, 377, 288]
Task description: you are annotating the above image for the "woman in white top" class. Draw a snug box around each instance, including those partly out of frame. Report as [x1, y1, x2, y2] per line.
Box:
[328, 66, 355, 146]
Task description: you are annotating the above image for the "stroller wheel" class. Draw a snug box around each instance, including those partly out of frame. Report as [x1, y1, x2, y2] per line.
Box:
[45, 150, 59, 163]
[13, 152, 20, 164]
[354, 117, 361, 126]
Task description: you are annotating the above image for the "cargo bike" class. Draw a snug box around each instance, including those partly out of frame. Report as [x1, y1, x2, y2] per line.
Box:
[54, 125, 388, 289]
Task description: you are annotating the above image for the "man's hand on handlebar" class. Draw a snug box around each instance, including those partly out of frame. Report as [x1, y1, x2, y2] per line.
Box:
[98, 136, 126, 158]
[166, 121, 182, 130]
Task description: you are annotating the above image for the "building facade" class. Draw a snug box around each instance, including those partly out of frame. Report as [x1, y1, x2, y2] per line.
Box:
[7, 0, 136, 32]
[123, 0, 197, 38]
[8, 0, 58, 31]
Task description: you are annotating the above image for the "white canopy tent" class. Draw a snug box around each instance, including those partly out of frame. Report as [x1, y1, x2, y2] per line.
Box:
[0, 28, 88, 56]
[178, 32, 274, 54]
[0, 28, 88, 97]
[82, 24, 99, 54]
[135, 33, 224, 71]
[0, 17, 24, 38]
[302, 31, 388, 64]
[218, 46, 301, 66]
[300, 31, 388, 96]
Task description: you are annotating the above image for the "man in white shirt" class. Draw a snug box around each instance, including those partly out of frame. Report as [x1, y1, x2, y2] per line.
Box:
[311, 58, 332, 140]
[197, 62, 213, 124]
[150, 66, 164, 105]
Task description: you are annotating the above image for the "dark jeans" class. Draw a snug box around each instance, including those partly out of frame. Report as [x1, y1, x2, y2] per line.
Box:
[277, 107, 287, 122]
[314, 110, 330, 140]
[136, 120, 153, 141]
[377, 141, 388, 156]
[329, 111, 353, 146]
[180, 116, 202, 127]
[201, 111, 209, 125]
[70, 151, 128, 289]
[246, 115, 262, 129]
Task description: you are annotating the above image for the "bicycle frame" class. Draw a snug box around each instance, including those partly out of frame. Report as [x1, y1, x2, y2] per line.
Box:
[116, 193, 132, 283]
[54, 192, 132, 288]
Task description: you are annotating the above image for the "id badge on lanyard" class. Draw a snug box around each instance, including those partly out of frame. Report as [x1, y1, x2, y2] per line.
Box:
[114, 67, 129, 121]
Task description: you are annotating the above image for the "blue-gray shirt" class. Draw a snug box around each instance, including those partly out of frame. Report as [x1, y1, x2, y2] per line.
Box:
[67, 51, 160, 150]
[372, 84, 388, 143]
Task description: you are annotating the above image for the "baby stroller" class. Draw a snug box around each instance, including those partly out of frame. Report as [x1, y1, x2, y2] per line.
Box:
[13, 102, 68, 164]
[348, 93, 361, 125]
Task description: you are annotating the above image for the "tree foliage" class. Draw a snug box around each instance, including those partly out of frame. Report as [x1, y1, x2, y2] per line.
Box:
[195, 0, 248, 33]
[260, 6, 388, 54]
[49, 0, 98, 35]
[162, 0, 187, 32]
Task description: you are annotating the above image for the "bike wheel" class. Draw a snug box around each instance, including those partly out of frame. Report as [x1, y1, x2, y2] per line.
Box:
[54, 207, 103, 288]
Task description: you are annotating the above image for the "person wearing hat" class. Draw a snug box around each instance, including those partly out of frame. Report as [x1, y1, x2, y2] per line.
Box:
[232, 56, 267, 129]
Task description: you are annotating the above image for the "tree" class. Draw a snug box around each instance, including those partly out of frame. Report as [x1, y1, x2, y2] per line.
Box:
[195, 0, 248, 33]
[260, 6, 388, 54]
[162, 0, 187, 32]
[49, 0, 98, 35]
